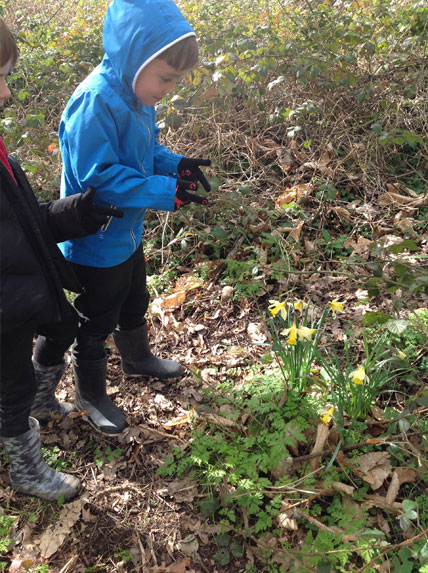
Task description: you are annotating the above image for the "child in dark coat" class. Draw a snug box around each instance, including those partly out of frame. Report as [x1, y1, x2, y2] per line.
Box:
[0, 16, 122, 501]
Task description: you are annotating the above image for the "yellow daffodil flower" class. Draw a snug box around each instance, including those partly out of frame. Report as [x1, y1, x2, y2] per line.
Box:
[269, 300, 287, 320]
[281, 323, 317, 344]
[349, 365, 367, 385]
[330, 299, 345, 314]
[394, 350, 406, 360]
[281, 322, 298, 345]
[296, 326, 317, 341]
[294, 300, 307, 312]
[320, 407, 334, 425]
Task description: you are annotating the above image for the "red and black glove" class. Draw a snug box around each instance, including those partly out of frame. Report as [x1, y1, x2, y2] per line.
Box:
[174, 179, 208, 211]
[177, 157, 211, 192]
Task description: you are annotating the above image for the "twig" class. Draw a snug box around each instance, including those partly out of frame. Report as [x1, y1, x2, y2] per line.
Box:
[58, 555, 78, 573]
[138, 423, 185, 443]
[286, 431, 428, 464]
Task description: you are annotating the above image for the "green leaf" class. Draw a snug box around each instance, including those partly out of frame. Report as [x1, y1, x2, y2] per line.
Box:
[230, 540, 244, 558]
[321, 229, 331, 242]
[215, 533, 231, 547]
[419, 541, 428, 563]
[362, 311, 391, 326]
[17, 90, 31, 102]
[214, 548, 230, 566]
[210, 227, 228, 239]
[387, 240, 419, 254]
[385, 319, 409, 334]
[360, 528, 386, 539]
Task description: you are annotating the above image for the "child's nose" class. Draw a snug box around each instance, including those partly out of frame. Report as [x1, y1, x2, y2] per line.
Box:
[165, 81, 177, 95]
[0, 80, 11, 101]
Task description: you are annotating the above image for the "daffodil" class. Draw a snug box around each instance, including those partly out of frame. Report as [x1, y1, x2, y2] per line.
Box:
[296, 326, 317, 341]
[269, 299, 287, 320]
[394, 350, 406, 360]
[349, 365, 367, 385]
[281, 322, 298, 345]
[294, 300, 307, 312]
[320, 407, 334, 425]
[330, 299, 345, 314]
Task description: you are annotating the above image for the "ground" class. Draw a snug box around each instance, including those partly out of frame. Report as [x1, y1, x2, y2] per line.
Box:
[1, 281, 270, 573]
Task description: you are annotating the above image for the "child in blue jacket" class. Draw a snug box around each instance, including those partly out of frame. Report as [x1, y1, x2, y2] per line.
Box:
[59, 0, 211, 435]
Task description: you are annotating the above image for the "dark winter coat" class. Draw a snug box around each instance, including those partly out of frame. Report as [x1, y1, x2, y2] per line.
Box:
[0, 157, 89, 334]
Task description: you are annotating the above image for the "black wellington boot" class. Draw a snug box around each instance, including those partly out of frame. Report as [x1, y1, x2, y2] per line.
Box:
[113, 323, 183, 379]
[30, 356, 75, 422]
[73, 356, 127, 436]
[1, 417, 81, 501]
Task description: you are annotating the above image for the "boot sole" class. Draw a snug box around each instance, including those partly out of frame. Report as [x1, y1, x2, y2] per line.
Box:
[122, 371, 184, 380]
[75, 397, 128, 437]
[78, 411, 127, 436]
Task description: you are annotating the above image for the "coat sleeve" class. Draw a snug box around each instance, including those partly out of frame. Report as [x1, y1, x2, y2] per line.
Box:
[40, 194, 94, 244]
[60, 91, 176, 211]
[153, 123, 183, 176]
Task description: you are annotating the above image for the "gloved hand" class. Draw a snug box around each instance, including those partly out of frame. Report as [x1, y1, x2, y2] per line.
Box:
[175, 179, 208, 211]
[77, 187, 123, 233]
[177, 157, 211, 192]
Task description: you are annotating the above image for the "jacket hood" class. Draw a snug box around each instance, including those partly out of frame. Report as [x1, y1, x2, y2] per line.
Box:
[102, 0, 195, 97]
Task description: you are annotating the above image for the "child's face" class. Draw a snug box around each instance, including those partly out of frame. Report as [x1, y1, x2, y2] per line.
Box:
[0, 60, 12, 108]
[134, 58, 186, 106]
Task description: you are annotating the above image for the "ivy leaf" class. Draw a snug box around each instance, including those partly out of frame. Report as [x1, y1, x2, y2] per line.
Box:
[214, 548, 230, 566]
[215, 533, 231, 547]
[230, 539, 244, 558]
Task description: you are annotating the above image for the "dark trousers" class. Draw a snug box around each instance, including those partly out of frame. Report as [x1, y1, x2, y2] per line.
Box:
[70, 245, 150, 361]
[0, 309, 79, 437]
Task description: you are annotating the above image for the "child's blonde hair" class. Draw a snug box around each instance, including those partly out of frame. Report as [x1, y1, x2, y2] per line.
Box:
[0, 17, 18, 67]
[158, 35, 198, 71]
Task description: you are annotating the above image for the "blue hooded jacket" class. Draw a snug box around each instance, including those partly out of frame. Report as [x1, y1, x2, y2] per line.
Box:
[59, 0, 195, 267]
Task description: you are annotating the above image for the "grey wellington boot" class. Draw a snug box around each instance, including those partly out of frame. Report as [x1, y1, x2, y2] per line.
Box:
[30, 357, 75, 422]
[1, 417, 81, 501]
[113, 323, 183, 379]
[73, 356, 127, 436]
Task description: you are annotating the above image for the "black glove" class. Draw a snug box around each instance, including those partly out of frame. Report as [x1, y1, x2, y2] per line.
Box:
[175, 179, 208, 211]
[77, 187, 123, 234]
[177, 157, 211, 192]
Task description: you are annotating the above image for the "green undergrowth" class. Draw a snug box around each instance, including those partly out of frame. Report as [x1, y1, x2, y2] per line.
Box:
[159, 306, 428, 571]
[1, 0, 427, 570]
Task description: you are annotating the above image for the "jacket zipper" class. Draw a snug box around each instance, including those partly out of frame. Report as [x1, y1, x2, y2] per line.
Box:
[130, 227, 137, 252]
[131, 103, 151, 251]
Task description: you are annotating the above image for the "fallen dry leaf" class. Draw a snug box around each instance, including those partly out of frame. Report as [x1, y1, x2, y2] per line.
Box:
[275, 183, 313, 208]
[385, 467, 418, 506]
[310, 423, 330, 470]
[276, 148, 293, 173]
[333, 206, 353, 223]
[378, 191, 428, 207]
[288, 219, 304, 243]
[277, 511, 298, 531]
[343, 235, 372, 258]
[161, 291, 187, 309]
[271, 456, 294, 480]
[364, 494, 402, 513]
[166, 558, 191, 573]
[247, 322, 267, 343]
[173, 275, 203, 293]
[178, 533, 199, 555]
[37, 498, 83, 559]
[163, 408, 195, 428]
[331, 481, 355, 496]
[355, 452, 392, 490]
